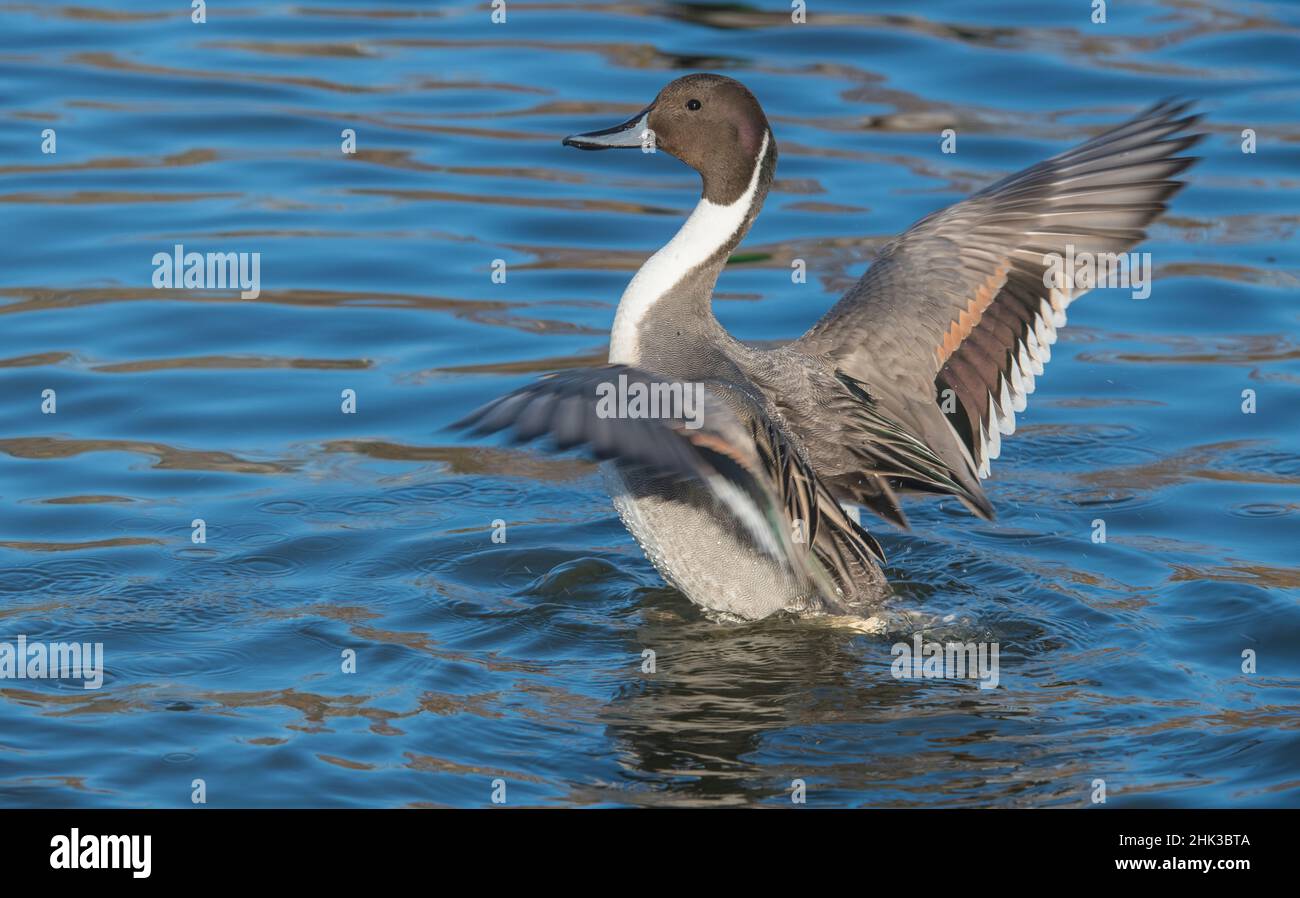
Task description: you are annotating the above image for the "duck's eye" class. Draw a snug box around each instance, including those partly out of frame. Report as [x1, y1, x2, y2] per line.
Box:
[686, 99, 702, 111]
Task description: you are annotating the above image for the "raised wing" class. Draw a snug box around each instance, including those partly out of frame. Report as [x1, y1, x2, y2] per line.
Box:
[452, 365, 883, 607]
[797, 100, 1201, 505]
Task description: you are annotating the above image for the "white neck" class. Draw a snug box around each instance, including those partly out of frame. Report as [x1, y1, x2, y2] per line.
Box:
[608, 132, 770, 365]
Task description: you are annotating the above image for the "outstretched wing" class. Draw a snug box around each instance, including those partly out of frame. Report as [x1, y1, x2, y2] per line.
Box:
[797, 100, 1201, 510]
[452, 365, 883, 605]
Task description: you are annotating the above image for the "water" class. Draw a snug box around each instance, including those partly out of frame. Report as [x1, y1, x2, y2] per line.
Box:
[1, 0, 1297, 808]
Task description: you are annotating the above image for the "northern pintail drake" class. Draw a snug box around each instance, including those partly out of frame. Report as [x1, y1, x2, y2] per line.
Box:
[456, 74, 1201, 620]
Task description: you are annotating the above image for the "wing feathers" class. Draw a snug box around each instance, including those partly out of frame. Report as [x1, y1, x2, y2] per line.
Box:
[455, 365, 884, 607]
[796, 99, 1200, 509]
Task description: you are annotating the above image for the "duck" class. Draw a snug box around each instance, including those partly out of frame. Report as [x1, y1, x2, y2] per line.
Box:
[456, 73, 1201, 621]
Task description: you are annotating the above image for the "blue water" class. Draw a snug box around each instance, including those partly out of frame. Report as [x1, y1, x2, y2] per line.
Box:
[1, 0, 1298, 807]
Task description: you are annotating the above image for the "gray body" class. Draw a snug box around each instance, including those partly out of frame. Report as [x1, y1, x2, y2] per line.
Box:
[605, 465, 815, 619]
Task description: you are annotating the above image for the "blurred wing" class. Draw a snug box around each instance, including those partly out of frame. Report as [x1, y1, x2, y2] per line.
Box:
[798, 100, 1201, 506]
[453, 365, 883, 600]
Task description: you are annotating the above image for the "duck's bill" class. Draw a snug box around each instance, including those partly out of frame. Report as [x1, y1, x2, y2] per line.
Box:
[562, 108, 653, 150]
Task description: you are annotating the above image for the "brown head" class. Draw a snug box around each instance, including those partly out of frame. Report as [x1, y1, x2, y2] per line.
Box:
[563, 73, 775, 205]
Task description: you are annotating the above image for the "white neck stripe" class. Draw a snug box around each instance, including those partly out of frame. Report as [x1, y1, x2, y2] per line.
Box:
[608, 131, 770, 364]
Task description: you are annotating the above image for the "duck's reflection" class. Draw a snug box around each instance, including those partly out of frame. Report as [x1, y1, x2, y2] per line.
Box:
[580, 586, 1081, 807]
